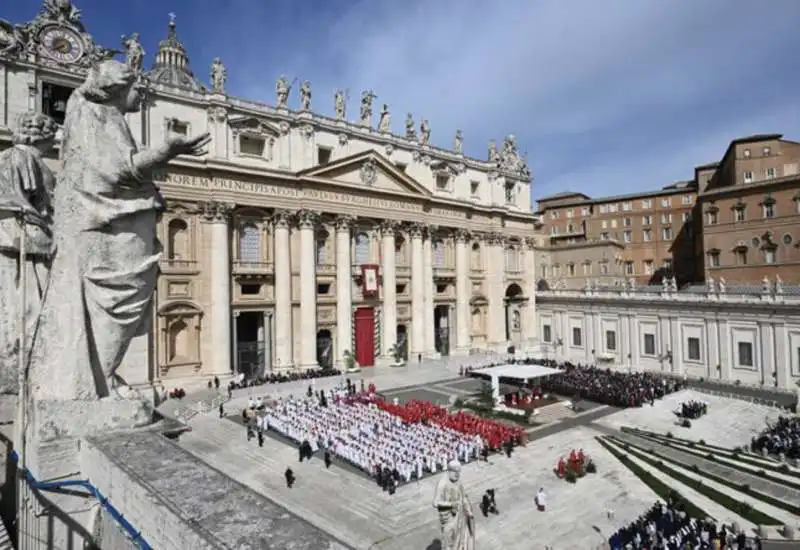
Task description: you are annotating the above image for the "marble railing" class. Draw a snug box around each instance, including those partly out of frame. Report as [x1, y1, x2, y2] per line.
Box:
[537, 286, 800, 305]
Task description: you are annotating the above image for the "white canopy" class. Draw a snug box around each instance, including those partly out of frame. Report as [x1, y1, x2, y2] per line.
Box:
[474, 364, 562, 381]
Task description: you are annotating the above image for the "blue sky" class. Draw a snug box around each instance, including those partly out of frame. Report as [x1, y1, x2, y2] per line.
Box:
[6, 0, 800, 206]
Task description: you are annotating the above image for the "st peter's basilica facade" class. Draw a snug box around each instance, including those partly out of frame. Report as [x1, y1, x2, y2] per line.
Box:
[0, 1, 539, 385]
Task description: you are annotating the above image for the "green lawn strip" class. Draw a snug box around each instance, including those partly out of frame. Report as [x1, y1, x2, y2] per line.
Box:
[620, 427, 800, 478]
[595, 436, 710, 520]
[606, 436, 784, 525]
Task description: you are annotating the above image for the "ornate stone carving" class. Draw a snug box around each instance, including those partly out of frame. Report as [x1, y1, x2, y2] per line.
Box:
[210, 57, 227, 93]
[338, 133, 349, 146]
[486, 232, 505, 245]
[334, 215, 355, 233]
[487, 170, 499, 182]
[454, 229, 471, 243]
[121, 32, 144, 72]
[299, 80, 312, 110]
[453, 129, 464, 154]
[0, 112, 59, 393]
[421, 154, 432, 166]
[296, 209, 319, 230]
[488, 140, 500, 163]
[334, 89, 346, 120]
[524, 237, 537, 249]
[496, 135, 531, 178]
[202, 200, 234, 222]
[299, 123, 315, 140]
[272, 209, 293, 229]
[378, 104, 391, 133]
[275, 75, 291, 108]
[360, 89, 377, 126]
[384, 143, 394, 157]
[405, 113, 417, 140]
[278, 120, 291, 135]
[419, 119, 431, 145]
[406, 223, 427, 239]
[207, 106, 227, 123]
[359, 158, 378, 186]
[379, 220, 400, 236]
[412, 150, 422, 163]
[28, 60, 211, 401]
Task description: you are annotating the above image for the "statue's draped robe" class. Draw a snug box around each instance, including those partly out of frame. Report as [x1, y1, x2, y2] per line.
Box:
[0, 145, 53, 394]
[433, 478, 476, 550]
[29, 91, 162, 400]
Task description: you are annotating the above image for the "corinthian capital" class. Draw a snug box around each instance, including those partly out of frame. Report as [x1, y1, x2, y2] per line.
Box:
[486, 232, 505, 245]
[296, 209, 319, 230]
[201, 201, 235, 223]
[454, 228, 471, 243]
[406, 222, 426, 239]
[272, 209, 293, 229]
[335, 214, 355, 233]
[379, 220, 401, 236]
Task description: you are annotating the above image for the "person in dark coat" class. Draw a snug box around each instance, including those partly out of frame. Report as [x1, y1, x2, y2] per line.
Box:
[285, 467, 295, 488]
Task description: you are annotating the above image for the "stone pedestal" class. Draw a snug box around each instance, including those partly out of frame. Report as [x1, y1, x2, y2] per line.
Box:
[19, 399, 152, 550]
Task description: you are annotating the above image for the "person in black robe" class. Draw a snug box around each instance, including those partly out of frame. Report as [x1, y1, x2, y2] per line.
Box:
[324, 449, 332, 469]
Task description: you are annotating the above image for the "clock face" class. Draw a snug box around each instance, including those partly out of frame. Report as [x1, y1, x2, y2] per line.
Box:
[40, 26, 83, 63]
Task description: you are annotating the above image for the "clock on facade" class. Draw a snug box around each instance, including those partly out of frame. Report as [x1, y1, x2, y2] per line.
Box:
[39, 26, 83, 63]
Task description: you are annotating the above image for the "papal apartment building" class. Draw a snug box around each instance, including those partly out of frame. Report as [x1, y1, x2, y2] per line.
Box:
[536, 135, 800, 289]
[0, 1, 540, 383]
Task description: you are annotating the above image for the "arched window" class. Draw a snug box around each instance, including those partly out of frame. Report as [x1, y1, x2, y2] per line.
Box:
[238, 223, 261, 262]
[167, 218, 188, 260]
[433, 239, 445, 268]
[354, 232, 370, 265]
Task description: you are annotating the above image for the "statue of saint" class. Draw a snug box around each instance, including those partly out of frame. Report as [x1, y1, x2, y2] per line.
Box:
[378, 104, 391, 133]
[405, 113, 416, 140]
[419, 119, 431, 145]
[334, 89, 346, 120]
[299, 80, 312, 110]
[360, 90, 376, 126]
[488, 140, 499, 162]
[276, 75, 291, 108]
[27, 60, 210, 401]
[432, 460, 475, 550]
[0, 112, 59, 394]
[120, 32, 144, 73]
[210, 57, 227, 94]
[453, 129, 464, 154]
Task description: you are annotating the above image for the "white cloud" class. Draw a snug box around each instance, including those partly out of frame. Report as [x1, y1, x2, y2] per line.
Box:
[220, 0, 800, 202]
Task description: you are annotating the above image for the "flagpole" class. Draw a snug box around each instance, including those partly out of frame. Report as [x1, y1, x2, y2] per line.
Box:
[14, 211, 28, 546]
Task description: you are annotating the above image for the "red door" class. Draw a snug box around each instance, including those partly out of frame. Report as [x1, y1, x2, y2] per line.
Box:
[354, 307, 375, 367]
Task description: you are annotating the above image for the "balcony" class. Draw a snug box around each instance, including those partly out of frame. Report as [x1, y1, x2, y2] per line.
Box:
[232, 261, 273, 276]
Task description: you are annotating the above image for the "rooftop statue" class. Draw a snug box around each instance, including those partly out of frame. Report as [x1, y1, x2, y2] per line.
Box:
[276, 75, 291, 109]
[405, 113, 416, 140]
[378, 104, 391, 133]
[0, 112, 59, 394]
[419, 119, 431, 145]
[299, 80, 311, 110]
[27, 60, 210, 401]
[121, 32, 144, 73]
[360, 90, 376, 126]
[210, 57, 227, 94]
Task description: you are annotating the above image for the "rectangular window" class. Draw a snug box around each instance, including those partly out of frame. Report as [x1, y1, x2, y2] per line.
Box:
[581, 207, 591, 216]
[622, 201, 632, 211]
[661, 228, 672, 240]
[624, 217, 632, 227]
[687, 337, 701, 361]
[623, 231, 632, 243]
[738, 341, 754, 367]
[643, 229, 652, 242]
[601, 219, 608, 229]
[682, 195, 693, 205]
[605, 330, 617, 352]
[642, 199, 652, 209]
[625, 261, 634, 275]
[470, 180, 479, 196]
[643, 334, 656, 356]
[709, 252, 720, 267]
[736, 249, 747, 265]
[572, 327, 582, 347]
[660, 214, 672, 223]
[707, 212, 718, 225]
[743, 171, 753, 183]
[766, 168, 776, 179]
[661, 198, 671, 208]
[763, 204, 775, 219]
[240, 135, 265, 156]
[543, 324, 552, 343]
[600, 232, 609, 241]
[642, 215, 652, 225]
[643, 260, 654, 275]
[735, 208, 746, 222]
[765, 249, 776, 264]
[317, 146, 332, 165]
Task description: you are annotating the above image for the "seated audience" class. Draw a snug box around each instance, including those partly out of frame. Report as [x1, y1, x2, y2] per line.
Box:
[676, 400, 708, 419]
[751, 415, 800, 459]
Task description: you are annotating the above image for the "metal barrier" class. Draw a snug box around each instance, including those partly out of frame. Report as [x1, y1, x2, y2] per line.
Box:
[10, 451, 153, 550]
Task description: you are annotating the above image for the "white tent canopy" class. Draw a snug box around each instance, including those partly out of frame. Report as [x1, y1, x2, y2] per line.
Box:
[472, 364, 563, 405]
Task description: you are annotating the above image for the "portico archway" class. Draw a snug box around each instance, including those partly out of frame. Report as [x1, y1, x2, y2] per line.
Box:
[504, 283, 525, 342]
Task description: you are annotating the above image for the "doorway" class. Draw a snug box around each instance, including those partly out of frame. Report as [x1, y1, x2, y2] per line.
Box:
[434, 305, 451, 356]
[235, 311, 271, 379]
[317, 329, 333, 369]
[354, 307, 376, 367]
[396, 324, 408, 360]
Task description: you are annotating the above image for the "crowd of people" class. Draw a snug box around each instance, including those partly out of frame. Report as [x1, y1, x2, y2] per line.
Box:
[676, 400, 708, 420]
[253, 386, 491, 490]
[751, 415, 800, 459]
[539, 364, 683, 408]
[228, 367, 342, 393]
[608, 499, 755, 549]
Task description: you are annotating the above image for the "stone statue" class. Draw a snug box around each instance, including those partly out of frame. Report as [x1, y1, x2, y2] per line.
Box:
[360, 90, 376, 126]
[0, 112, 59, 394]
[120, 32, 144, 73]
[661, 277, 669, 292]
[378, 104, 391, 133]
[419, 119, 431, 145]
[405, 113, 416, 140]
[706, 276, 715, 293]
[453, 129, 464, 154]
[488, 140, 499, 162]
[210, 57, 227, 94]
[762, 276, 770, 294]
[775, 275, 784, 295]
[27, 60, 211, 401]
[432, 460, 475, 550]
[669, 276, 678, 292]
[276, 75, 291, 109]
[299, 80, 312, 110]
[334, 89, 346, 120]
[718, 278, 726, 293]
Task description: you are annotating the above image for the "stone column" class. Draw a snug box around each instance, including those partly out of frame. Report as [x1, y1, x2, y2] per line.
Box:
[409, 224, 426, 358]
[455, 229, 471, 353]
[273, 210, 294, 369]
[297, 209, 319, 369]
[523, 237, 537, 344]
[423, 229, 436, 356]
[486, 233, 506, 348]
[335, 216, 354, 367]
[202, 201, 234, 375]
[380, 221, 398, 360]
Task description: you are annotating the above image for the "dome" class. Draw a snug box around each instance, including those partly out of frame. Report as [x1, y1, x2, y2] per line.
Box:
[144, 14, 205, 92]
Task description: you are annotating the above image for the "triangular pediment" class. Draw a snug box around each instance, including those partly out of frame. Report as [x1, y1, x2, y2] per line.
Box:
[299, 151, 432, 196]
[228, 116, 280, 137]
